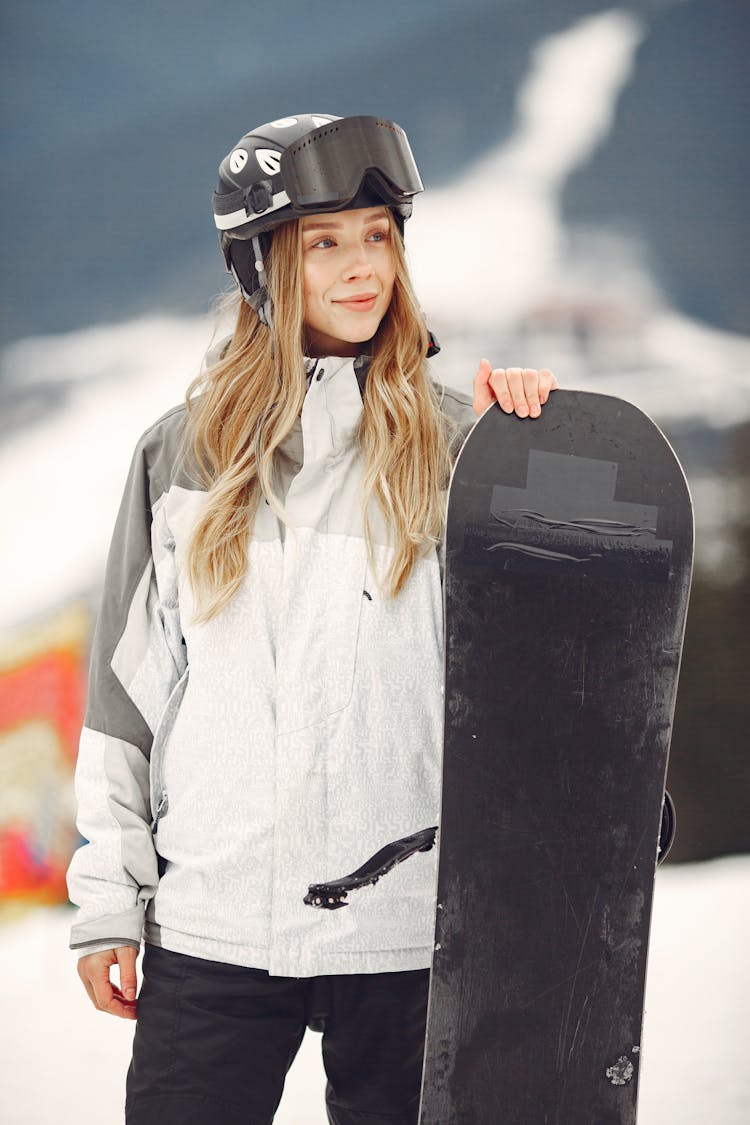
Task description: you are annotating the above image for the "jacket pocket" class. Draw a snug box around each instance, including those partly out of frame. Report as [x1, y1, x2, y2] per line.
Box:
[322, 547, 367, 717]
[149, 665, 190, 832]
[276, 539, 367, 733]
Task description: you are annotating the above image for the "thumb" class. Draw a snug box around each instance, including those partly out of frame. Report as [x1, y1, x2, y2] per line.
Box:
[116, 946, 139, 1001]
[475, 357, 492, 387]
[472, 358, 494, 416]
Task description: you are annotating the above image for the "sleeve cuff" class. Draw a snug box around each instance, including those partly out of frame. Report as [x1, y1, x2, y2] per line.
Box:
[72, 939, 141, 960]
[69, 903, 145, 951]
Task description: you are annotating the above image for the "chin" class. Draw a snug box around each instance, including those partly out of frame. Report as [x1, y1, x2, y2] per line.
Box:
[330, 321, 379, 346]
[348, 327, 378, 344]
[352, 312, 385, 337]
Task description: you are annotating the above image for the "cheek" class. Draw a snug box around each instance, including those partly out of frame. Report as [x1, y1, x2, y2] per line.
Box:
[381, 251, 396, 297]
[302, 277, 322, 324]
[302, 265, 331, 316]
[302, 282, 314, 313]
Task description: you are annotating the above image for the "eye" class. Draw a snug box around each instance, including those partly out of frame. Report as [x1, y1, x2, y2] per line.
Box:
[367, 228, 389, 242]
[310, 236, 335, 249]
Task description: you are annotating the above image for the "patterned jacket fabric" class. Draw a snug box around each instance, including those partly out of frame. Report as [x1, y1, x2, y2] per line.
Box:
[67, 352, 475, 977]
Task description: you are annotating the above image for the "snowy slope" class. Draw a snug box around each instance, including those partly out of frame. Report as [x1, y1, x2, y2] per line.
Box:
[3, 856, 748, 1124]
[2, 294, 749, 635]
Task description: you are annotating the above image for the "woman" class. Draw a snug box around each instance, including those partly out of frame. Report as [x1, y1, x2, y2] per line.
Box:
[68, 113, 557, 1125]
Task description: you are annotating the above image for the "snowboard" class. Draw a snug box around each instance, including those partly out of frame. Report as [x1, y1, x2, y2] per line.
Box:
[418, 390, 693, 1124]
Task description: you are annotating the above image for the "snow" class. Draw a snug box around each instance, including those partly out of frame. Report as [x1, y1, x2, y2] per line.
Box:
[637, 857, 750, 1122]
[0, 314, 215, 631]
[2, 855, 748, 1123]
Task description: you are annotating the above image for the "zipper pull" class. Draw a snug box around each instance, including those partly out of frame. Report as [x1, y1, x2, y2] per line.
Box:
[152, 793, 169, 833]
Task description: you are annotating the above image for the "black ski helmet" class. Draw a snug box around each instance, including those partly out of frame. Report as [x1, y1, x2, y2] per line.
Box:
[212, 114, 424, 325]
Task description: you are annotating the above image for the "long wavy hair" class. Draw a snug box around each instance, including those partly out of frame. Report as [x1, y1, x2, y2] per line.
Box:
[184, 211, 454, 623]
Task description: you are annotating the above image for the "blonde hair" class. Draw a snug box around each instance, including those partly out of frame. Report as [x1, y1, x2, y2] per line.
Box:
[184, 213, 453, 623]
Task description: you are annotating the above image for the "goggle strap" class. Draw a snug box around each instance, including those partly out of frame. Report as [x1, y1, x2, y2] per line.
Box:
[213, 188, 291, 231]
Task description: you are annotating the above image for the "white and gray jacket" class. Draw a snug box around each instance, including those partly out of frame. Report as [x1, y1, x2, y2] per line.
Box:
[67, 353, 474, 977]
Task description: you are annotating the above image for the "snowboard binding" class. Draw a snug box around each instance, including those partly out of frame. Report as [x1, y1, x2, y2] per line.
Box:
[303, 826, 437, 909]
[659, 788, 676, 863]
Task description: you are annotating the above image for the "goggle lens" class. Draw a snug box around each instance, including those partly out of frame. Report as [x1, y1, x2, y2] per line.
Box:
[280, 117, 423, 211]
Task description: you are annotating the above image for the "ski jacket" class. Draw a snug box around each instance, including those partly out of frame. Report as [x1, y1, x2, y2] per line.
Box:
[67, 351, 475, 977]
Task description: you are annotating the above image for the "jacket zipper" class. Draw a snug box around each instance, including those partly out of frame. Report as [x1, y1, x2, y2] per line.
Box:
[152, 793, 169, 834]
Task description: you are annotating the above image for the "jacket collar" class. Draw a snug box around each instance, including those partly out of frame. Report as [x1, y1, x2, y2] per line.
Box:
[303, 352, 373, 399]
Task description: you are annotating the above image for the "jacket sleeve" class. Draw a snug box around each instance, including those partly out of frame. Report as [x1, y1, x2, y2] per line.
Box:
[67, 423, 186, 955]
[439, 381, 476, 454]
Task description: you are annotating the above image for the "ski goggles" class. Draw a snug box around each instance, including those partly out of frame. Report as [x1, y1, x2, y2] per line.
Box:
[280, 116, 424, 210]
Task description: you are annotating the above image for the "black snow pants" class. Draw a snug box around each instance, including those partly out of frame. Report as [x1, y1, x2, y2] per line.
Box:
[125, 943, 430, 1125]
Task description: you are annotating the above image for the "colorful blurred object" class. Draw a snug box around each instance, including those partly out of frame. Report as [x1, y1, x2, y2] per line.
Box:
[0, 604, 90, 905]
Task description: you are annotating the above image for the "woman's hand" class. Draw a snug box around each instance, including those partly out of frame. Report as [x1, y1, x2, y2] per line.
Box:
[473, 360, 559, 418]
[77, 946, 139, 1020]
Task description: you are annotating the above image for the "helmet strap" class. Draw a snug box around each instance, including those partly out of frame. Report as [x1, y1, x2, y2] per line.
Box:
[250, 235, 274, 330]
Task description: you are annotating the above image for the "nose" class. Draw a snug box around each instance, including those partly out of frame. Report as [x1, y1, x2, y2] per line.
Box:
[342, 244, 374, 280]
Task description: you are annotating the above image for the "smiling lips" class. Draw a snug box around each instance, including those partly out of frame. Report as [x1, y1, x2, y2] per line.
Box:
[333, 293, 378, 311]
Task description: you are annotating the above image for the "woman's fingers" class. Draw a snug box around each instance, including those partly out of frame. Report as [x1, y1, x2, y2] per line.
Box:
[476, 364, 559, 417]
[107, 987, 138, 1020]
[522, 369, 542, 418]
[116, 945, 139, 1002]
[77, 948, 138, 1020]
[495, 368, 521, 414]
[490, 367, 531, 416]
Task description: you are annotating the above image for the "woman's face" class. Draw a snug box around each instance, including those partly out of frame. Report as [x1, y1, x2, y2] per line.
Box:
[300, 206, 396, 357]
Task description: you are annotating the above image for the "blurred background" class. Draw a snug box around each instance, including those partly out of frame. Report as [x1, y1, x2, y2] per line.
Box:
[1, 1, 748, 1122]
